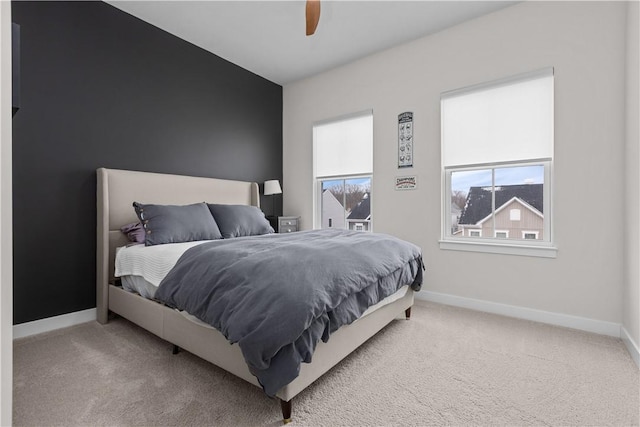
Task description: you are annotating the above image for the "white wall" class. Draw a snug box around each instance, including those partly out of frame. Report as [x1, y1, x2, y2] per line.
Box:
[623, 0, 640, 354]
[0, 1, 13, 424]
[283, 2, 628, 325]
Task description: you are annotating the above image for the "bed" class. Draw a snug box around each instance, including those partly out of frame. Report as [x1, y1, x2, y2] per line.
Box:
[96, 167, 421, 423]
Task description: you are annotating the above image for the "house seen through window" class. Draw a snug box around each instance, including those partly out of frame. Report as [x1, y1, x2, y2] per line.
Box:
[313, 111, 373, 232]
[321, 178, 372, 231]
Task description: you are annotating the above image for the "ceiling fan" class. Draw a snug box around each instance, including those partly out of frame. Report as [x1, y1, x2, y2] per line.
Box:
[305, 0, 320, 36]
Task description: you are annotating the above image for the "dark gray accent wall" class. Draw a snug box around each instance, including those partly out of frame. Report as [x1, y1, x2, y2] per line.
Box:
[11, 1, 283, 324]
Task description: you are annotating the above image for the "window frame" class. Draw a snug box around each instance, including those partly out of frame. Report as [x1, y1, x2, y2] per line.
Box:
[439, 68, 557, 258]
[440, 160, 557, 258]
[315, 174, 373, 232]
[313, 174, 373, 232]
[495, 230, 509, 239]
[312, 110, 374, 232]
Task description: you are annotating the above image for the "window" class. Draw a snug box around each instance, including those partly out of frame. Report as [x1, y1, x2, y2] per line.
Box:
[441, 68, 556, 257]
[319, 177, 372, 231]
[449, 163, 547, 241]
[314, 111, 373, 232]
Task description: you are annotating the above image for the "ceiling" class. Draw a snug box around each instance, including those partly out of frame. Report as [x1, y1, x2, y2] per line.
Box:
[106, 1, 519, 85]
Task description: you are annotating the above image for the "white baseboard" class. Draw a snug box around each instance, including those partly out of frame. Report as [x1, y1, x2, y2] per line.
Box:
[415, 291, 621, 337]
[13, 308, 97, 339]
[621, 326, 640, 369]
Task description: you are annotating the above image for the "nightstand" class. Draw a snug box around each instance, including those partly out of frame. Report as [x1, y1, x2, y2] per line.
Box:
[278, 216, 300, 233]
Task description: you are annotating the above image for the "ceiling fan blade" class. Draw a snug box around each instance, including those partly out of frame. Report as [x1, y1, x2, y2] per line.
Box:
[306, 0, 320, 36]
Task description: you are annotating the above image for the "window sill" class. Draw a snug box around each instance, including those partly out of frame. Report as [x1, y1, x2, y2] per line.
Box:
[439, 239, 558, 258]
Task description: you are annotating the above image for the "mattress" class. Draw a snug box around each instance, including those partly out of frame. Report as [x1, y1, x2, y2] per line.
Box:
[115, 239, 409, 322]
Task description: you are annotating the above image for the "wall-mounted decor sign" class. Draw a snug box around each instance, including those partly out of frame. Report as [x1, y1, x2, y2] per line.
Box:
[398, 111, 413, 168]
[395, 175, 417, 190]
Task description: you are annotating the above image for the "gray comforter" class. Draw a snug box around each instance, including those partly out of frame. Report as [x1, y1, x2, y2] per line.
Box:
[155, 229, 423, 396]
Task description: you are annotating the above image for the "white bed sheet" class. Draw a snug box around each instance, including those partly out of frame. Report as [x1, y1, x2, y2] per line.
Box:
[115, 240, 211, 287]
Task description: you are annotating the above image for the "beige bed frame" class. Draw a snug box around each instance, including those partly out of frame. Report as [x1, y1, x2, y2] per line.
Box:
[96, 167, 414, 423]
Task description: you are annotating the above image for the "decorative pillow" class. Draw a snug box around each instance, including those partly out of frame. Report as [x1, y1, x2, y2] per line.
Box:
[120, 221, 145, 244]
[207, 204, 274, 238]
[133, 202, 222, 246]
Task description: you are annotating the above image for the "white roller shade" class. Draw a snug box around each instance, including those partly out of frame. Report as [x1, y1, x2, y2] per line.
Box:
[314, 112, 373, 177]
[442, 68, 554, 167]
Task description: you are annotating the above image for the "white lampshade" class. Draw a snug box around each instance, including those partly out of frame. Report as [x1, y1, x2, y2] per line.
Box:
[264, 180, 282, 196]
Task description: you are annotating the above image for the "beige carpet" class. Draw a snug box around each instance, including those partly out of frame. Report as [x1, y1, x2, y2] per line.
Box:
[13, 301, 639, 426]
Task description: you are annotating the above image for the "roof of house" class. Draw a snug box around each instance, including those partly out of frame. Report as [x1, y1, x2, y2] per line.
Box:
[347, 193, 371, 220]
[458, 184, 543, 225]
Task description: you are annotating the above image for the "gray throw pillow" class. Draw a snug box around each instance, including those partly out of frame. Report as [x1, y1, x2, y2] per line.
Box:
[207, 204, 274, 238]
[133, 202, 222, 246]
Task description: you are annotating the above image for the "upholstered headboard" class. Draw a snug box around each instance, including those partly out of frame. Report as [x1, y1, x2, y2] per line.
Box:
[96, 168, 260, 323]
